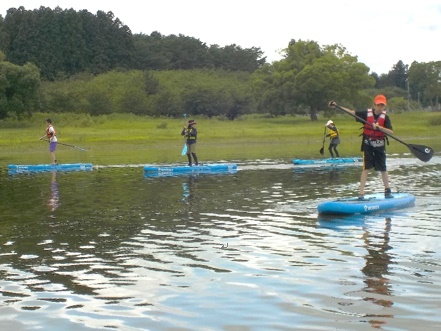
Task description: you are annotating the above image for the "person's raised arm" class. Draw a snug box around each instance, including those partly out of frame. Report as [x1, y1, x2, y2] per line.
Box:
[328, 101, 355, 115]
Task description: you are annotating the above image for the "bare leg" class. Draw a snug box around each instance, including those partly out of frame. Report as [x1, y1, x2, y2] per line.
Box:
[381, 171, 390, 189]
[50, 152, 57, 164]
[360, 169, 369, 196]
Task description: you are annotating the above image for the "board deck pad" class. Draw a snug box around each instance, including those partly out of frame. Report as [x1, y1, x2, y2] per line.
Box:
[8, 163, 93, 174]
[144, 163, 238, 177]
[317, 192, 415, 215]
[293, 157, 362, 165]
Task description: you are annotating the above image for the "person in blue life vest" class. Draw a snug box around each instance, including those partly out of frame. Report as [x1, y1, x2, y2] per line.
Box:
[39, 118, 58, 164]
[325, 120, 340, 158]
[181, 119, 198, 166]
[328, 95, 394, 200]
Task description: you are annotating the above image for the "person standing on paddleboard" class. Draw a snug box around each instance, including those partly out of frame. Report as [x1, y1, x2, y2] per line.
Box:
[181, 119, 198, 166]
[325, 120, 340, 158]
[40, 118, 58, 164]
[328, 95, 394, 199]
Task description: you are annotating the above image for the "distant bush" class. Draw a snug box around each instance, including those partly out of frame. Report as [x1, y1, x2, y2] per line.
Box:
[428, 114, 441, 126]
[156, 122, 168, 129]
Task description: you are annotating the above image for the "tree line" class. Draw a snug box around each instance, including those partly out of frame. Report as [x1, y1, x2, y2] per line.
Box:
[0, 7, 440, 120]
[0, 6, 265, 80]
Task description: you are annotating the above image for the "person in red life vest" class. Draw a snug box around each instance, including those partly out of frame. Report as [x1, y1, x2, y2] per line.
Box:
[181, 119, 198, 166]
[40, 118, 58, 164]
[328, 95, 394, 199]
[325, 120, 340, 158]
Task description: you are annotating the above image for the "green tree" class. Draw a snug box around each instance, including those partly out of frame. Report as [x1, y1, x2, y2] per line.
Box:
[132, 32, 171, 70]
[376, 60, 408, 90]
[251, 40, 326, 117]
[1, 7, 134, 79]
[85, 88, 113, 115]
[390, 60, 408, 89]
[164, 34, 209, 70]
[149, 89, 181, 117]
[408, 61, 441, 109]
[0, 55, 41, 118]
[57, 8, 88, 76]
[78, 9, 134, 74]
[208, 44, 266, 72]
[251, 41, 374, 119]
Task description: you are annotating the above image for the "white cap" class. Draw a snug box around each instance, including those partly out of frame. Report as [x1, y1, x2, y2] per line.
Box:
[325, 120, 334, 126]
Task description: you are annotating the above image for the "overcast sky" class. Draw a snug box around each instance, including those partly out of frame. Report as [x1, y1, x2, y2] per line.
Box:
[1, 0, 440, 74]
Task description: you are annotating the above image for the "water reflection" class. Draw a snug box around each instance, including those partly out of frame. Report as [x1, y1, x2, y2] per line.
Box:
[317, 214, 397, 328]
[362, 217, 394, 328]
[47, 171, 60, 214]
[0, 160, 440, 330]
[181, 175, 199, 222]
[181, 175, 197, 205]
[293, 165, 349, 174]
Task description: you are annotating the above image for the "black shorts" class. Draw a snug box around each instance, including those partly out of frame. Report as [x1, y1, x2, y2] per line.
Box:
[362, 139, 387, 171]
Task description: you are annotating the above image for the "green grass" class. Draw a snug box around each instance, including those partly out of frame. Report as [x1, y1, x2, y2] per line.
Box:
[1, 112, 440, 167]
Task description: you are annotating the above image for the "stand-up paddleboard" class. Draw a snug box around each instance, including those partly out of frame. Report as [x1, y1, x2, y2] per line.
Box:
[317, 192, 415, 215]
[8, 163, 93, 174]
[144, 163, 238, 177]
[293, 157, 362, 165]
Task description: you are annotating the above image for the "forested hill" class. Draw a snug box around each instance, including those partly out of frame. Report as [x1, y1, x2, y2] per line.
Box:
[0, 6, 266, 80]
[1, 7, 439, 120]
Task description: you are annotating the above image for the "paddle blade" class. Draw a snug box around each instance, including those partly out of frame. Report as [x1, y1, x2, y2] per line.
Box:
[319, 147, 324, 155]
[181, 143, 187, 156]
[408, 144, 434, 162]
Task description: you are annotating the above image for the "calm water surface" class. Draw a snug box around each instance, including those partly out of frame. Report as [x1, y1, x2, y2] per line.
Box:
[1, 156, 441, 331]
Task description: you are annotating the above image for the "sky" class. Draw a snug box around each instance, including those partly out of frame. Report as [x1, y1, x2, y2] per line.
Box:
[1, 0, 440, 74]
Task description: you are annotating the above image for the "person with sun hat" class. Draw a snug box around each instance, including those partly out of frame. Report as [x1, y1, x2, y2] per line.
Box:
[325, 119, 340, 158]
[181, 119, 198, 166]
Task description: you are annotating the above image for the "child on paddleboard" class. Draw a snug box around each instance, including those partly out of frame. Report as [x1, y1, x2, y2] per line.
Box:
[181, 119, 198, 166]
[328, 95, 393, 199]
[325, 120, 340, 158]
[40, 118, 58, 164]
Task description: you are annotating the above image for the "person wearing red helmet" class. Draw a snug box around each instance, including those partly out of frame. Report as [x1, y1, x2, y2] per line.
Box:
[329, 95, 394, 199]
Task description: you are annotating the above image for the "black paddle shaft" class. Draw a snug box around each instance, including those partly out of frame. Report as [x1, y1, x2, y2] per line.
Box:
[332, 103, 434, 162]
[40, 139, 88, 151]
[319, 126, 326, 155]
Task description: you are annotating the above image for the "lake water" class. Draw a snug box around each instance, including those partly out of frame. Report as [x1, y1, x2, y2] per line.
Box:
[1, 156, 441, 331]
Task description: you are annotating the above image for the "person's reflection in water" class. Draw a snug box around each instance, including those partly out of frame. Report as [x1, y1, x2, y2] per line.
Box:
[361, 217, 393, 328]
[47, 171, 60, 216]
[182, 175, 198, 215]
[327, 167, 342, 181]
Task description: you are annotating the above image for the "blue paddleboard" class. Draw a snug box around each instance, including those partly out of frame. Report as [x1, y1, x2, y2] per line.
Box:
[8, 163, 93, 174]
[317, 192, 415, 215]
[144, 163, 238, 177]
[293, 157, 362, 165]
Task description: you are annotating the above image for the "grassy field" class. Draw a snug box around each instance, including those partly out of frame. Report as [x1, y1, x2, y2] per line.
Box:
[1, 111, 440, 167]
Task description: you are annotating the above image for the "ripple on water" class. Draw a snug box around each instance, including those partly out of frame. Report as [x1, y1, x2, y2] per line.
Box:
[0, 158, 440, 330]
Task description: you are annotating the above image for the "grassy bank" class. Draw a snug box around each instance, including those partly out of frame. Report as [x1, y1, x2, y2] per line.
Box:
[1, 112, 440, 167]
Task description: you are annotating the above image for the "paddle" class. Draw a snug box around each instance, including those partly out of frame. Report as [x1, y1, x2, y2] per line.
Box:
[40, 138, 88, 152]
[329, 102, 434, 162]
[181, 114, 188, 156]
[319, 126, 326, 156]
